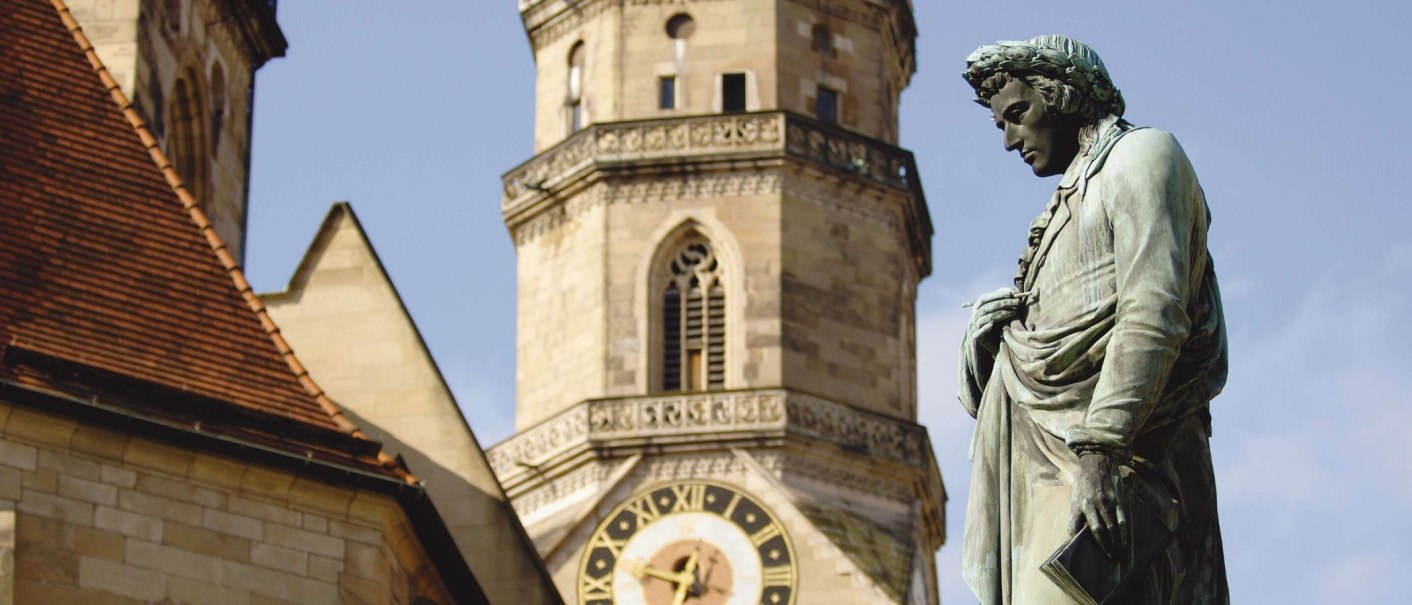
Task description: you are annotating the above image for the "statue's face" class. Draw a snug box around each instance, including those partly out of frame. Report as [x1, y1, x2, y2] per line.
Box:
[988, 79, 1082, 177]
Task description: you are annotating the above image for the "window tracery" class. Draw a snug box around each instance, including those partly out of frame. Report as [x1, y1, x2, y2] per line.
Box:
[661, 239, 725, 392]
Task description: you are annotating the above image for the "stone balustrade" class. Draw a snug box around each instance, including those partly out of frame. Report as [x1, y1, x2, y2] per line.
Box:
[485, 389, 931, 480]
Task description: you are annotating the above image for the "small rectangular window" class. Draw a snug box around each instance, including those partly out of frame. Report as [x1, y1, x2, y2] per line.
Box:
[659, 76, 677, 110]
[817, 86, 839, 124]
[722, 73, 747, 113]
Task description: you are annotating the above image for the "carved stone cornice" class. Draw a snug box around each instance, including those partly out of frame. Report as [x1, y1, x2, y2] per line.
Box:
[517, 0, 913, 53]
[501, 111, 932, 274]
[486, 388, 932, 487]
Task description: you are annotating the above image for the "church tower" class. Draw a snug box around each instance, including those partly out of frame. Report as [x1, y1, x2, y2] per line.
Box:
[67, 0, 285, 262]
[488, 1, 944, 603]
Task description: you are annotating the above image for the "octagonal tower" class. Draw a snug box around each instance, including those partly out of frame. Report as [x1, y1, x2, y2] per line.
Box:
[490, 1, 943, 603]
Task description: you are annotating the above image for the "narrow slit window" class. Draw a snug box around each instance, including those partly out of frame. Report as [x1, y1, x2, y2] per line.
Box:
[721, 73, 747, 113]
[568, 41, 586, 133]
[659, 76, 677, 110]
[817, 86, 839, 123]
[662, 240, 726, 392]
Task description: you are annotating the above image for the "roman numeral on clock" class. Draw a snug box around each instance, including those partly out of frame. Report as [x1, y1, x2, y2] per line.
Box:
[751, 523, 782, 546]
[592, 533, 627, 557]
[670, 484, 706, 512]
[625, 496, 661, 525]
[762, 565, 793, 587]
[582, 573, 612, 599]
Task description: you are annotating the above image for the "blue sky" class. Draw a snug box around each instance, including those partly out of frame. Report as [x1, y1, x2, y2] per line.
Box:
[244, 1, 1410, 602]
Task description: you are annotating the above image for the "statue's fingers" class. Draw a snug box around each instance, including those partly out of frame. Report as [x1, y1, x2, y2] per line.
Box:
[1067, 506, 1085, 536]
[976, 287, 1018, 305]
[1115, 501, 1130, 552]
[1085, 503, 1118, 561]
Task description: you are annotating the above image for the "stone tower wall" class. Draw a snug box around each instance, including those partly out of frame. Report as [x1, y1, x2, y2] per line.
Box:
[69, 0, 278, 262]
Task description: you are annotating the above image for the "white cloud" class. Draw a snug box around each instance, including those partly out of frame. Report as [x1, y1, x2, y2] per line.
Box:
[916, 265, 1013, 603]
[918, 245, 1412, 603]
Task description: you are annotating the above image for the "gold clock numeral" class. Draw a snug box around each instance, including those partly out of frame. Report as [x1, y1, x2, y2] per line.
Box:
[625, 496, 661, 525]
[762, 565, 793, 587]
[722, 492, 742, 519]
[751, 523, 782, 546]
[670, 484, 706, 512]
[582, 573, 612, 599]
[592, 533, 628, 557]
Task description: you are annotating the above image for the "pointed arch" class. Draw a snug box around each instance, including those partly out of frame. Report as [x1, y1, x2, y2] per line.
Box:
[167, 64, 210, 207]
[639, 215, 744, 393]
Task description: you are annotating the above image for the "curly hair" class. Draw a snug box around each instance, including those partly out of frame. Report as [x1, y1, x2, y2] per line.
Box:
[973, 71, 1109, 126]
[964, 35, 1125, 127]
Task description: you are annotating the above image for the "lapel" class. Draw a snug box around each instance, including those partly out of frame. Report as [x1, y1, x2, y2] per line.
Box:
[1022, 171, 1081, 291]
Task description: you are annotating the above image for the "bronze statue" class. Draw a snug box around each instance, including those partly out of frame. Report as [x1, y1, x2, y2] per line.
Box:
[957, 35, 1229, 603]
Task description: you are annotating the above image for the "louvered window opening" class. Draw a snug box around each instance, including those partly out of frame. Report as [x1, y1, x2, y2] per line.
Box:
[663, 241, 725, 391]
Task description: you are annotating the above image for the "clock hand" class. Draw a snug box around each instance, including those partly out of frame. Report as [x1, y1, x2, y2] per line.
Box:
[671, 552, 700, 605]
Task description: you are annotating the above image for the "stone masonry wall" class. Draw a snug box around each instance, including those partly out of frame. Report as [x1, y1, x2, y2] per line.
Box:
[531, 0, 779, 152]
[516, 202, 610, 429]
[777, 0, 906, 143]
[778, 172, 918, 419]
[0, 401, 453, 604]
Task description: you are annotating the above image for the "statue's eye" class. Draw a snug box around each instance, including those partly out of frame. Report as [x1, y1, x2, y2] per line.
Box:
[1004, 103, 1028, 124]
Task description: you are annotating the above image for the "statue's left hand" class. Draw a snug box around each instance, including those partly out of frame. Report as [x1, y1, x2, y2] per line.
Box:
[1068, 452, 1129, 561]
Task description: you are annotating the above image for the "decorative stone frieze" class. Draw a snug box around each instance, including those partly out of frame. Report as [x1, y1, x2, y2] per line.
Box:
[487, 389, 931, 482]
[502, 111, 919, 203]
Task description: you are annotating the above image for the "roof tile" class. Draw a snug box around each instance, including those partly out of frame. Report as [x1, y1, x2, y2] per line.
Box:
[0, 0, 406, 480]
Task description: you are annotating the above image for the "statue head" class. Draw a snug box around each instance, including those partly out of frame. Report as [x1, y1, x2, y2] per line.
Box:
[963, 35, 1124, 177]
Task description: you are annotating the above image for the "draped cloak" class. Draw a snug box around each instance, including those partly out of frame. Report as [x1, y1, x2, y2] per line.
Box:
[959, 121, 1230, 604]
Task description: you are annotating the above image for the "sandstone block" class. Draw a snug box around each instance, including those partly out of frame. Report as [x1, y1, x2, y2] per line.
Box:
[78, 555, 166, 601]
[5, 408, 76, 450]
[118, 489, 202, 526]
[19, 491, 94, 526]
[287, 479, 353, 519]
[94, 506, 162, 541]
[228, 494, 302, 527]
[239, 467, 295, 499]
[308, 554, 343, 583]
[122, 437, 194, 477]
[58, 476, 119, 506]
[73, 526, 124, 561]
[98, 465, 137, 488]
[164, 521, 250, 562]
[203, 509, 264, 541]
[251, 542, 308, 575]
[69, 426, 128, 461]
[127, 538, 222, 583]
[264, 523, 343, 559]
[168, 575, 252, 605]
[0, 441, 37, 472]
[187, 453, 248, 491]
[328, 519, 381, 546]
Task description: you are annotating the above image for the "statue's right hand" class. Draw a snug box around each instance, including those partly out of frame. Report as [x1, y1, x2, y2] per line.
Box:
[964, 287, 1026, 354]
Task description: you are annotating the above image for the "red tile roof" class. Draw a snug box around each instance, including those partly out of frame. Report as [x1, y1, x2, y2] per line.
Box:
[0, 0, 407, 480]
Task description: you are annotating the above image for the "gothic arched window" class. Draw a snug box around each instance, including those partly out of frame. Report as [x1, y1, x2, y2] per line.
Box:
[168, 69, 209, 205]
[661, 239, 725, 392]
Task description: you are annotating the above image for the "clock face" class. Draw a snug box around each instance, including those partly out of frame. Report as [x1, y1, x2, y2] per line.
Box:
[579, 480, 796, 605]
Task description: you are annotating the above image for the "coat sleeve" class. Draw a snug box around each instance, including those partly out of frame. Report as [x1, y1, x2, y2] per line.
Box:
[1067, 131, 1201, 451]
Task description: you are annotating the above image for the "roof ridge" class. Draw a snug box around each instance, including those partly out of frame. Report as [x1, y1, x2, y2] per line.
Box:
[45, 0, 412, 483]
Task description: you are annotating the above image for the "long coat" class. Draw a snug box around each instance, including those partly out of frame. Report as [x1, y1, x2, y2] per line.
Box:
[959, 120, 1230, 604]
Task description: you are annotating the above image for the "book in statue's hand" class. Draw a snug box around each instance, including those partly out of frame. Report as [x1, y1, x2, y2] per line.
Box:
[1040, 488, 1174, 605]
